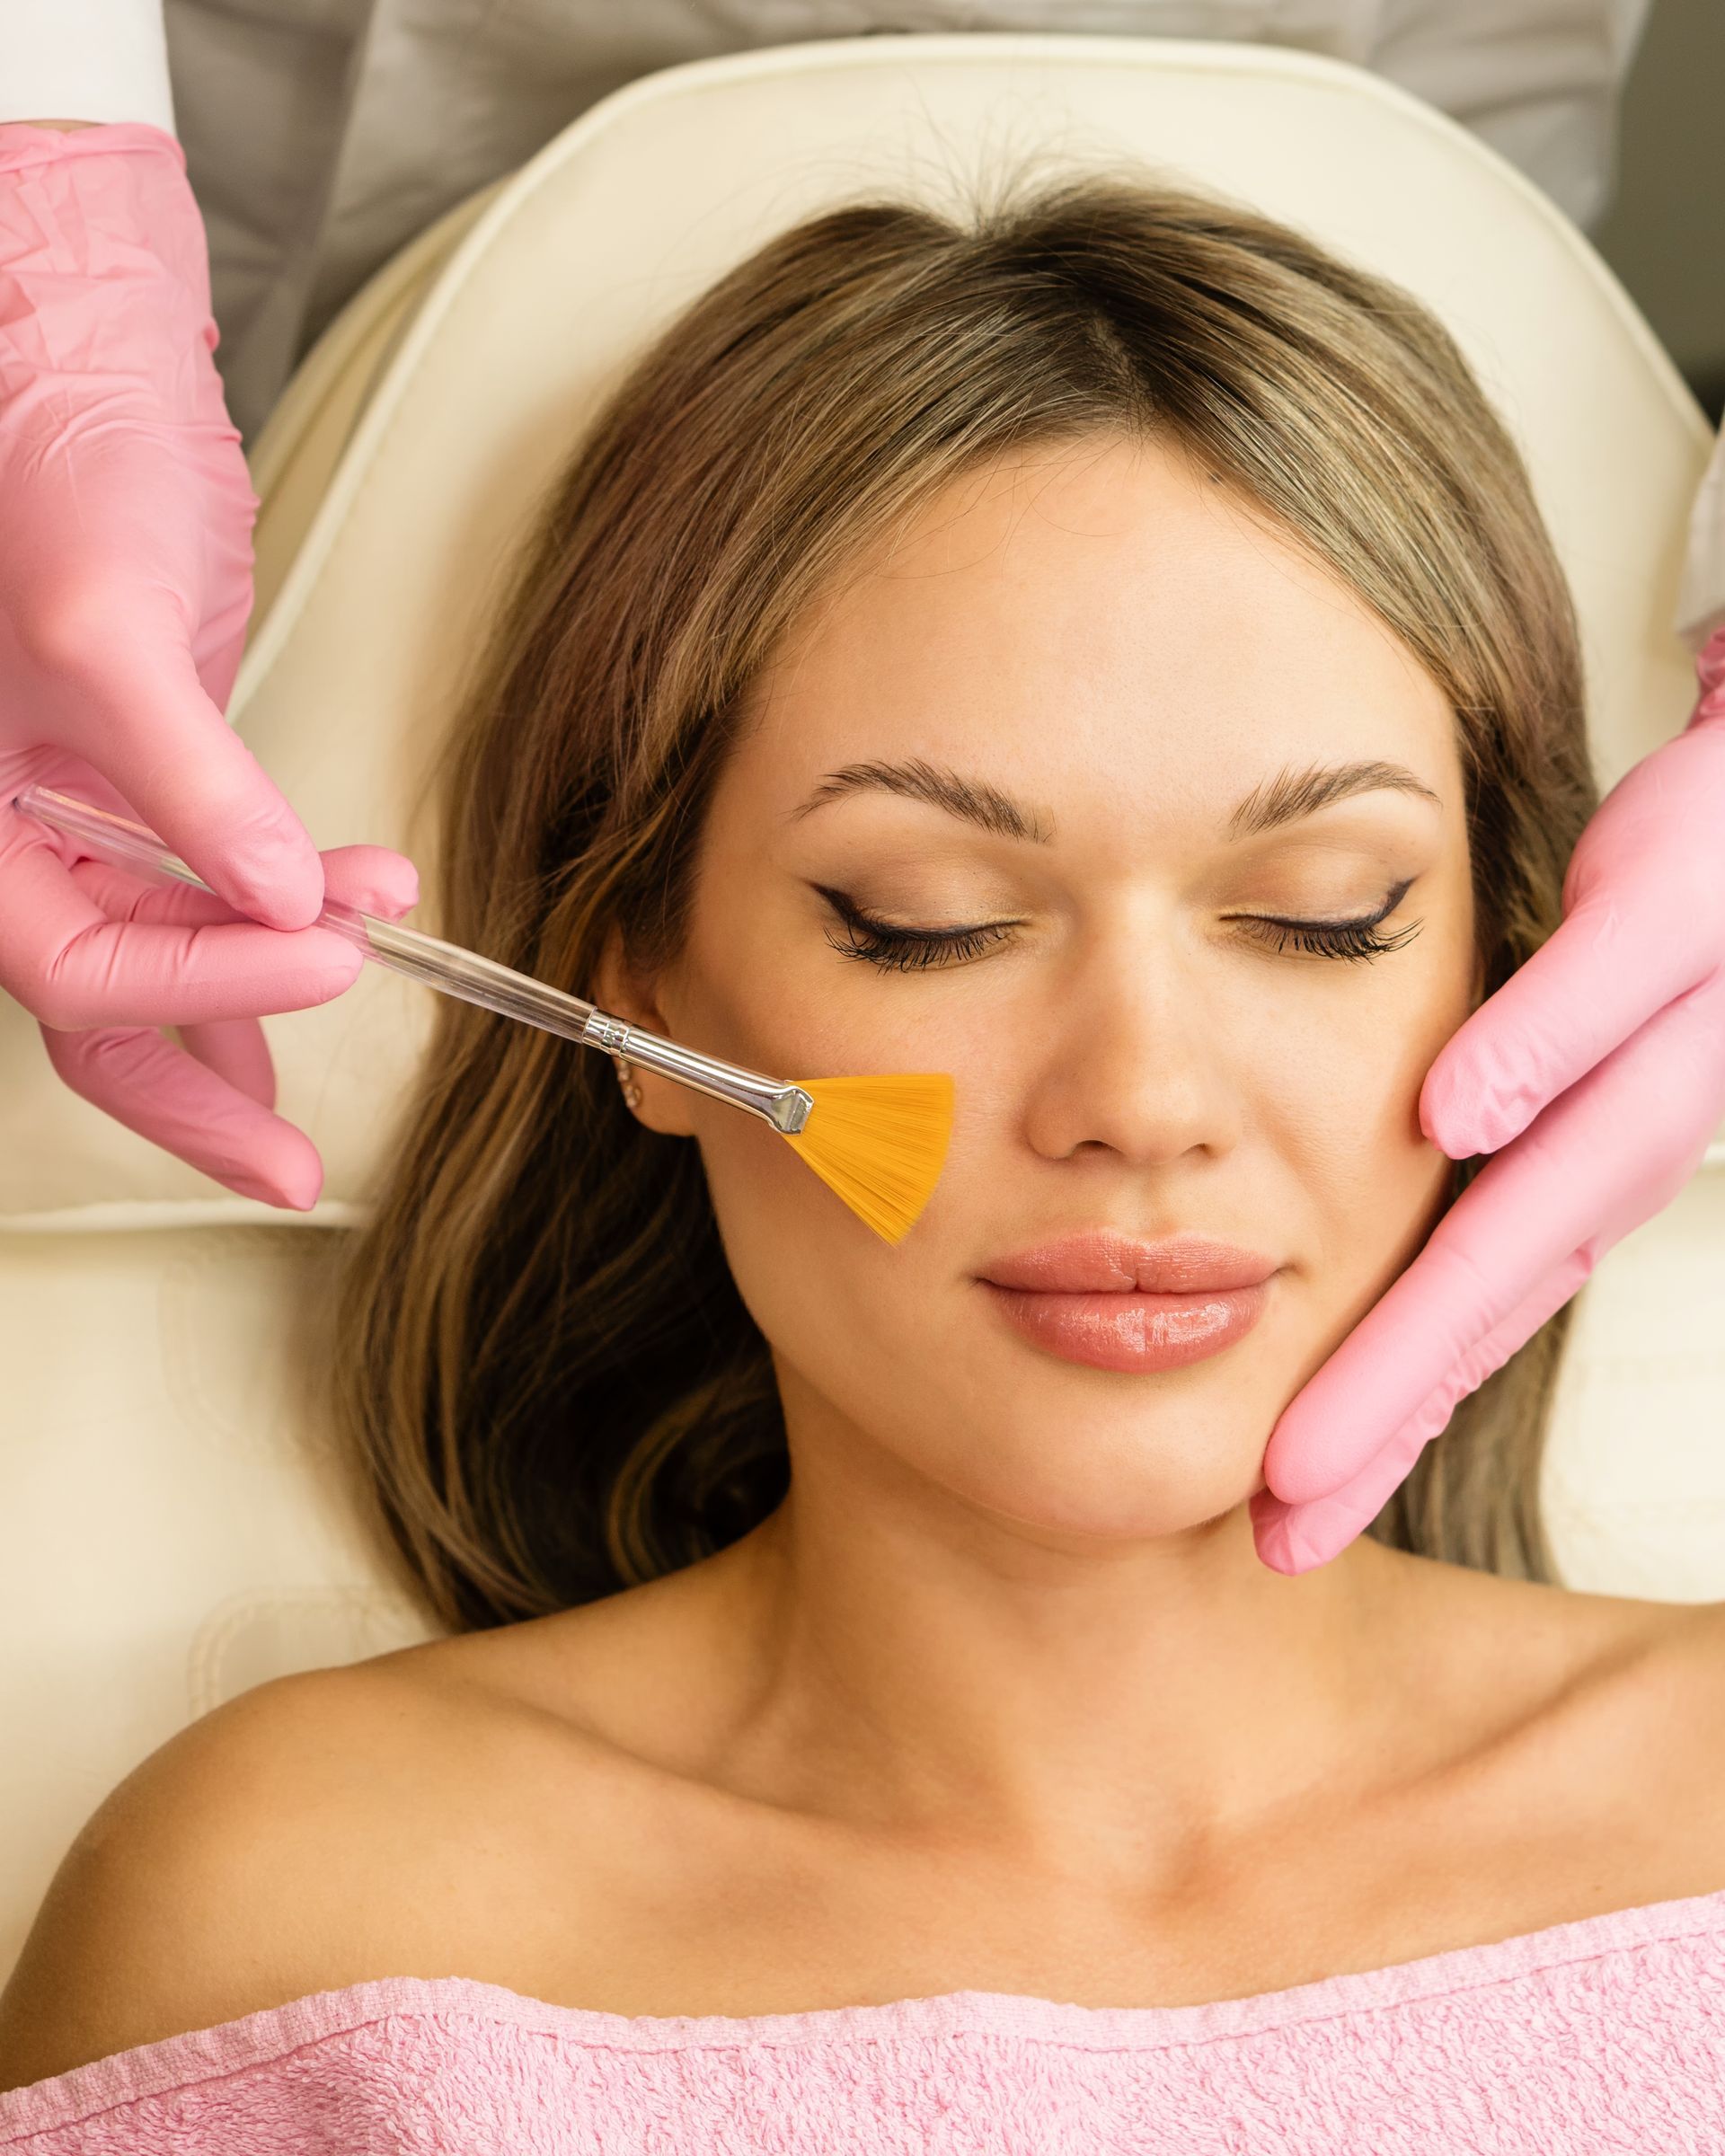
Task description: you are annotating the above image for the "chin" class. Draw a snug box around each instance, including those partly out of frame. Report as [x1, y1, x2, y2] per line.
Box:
[916, 1381, 1277, 1544]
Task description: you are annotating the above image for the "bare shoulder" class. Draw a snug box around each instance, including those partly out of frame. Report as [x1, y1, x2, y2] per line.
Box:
[0, 1637, 572, 2095]
[1609, 1590, 1725, 1758]
[1556, 1587, 1725, 1872]
[1371, 1553, 1725, 1907]
[1464, 1568, 1725, 1832]
[0, 1560, 760, 2094]
[1371, 1548, 1725, 1769]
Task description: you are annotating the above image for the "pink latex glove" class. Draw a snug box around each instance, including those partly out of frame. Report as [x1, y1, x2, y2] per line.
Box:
[0, 120, 416, 1207]
[1252, 627, 1725, 1572]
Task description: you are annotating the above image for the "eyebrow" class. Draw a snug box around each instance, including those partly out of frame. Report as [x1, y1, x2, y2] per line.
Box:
[789, 754, 1440, 846]
[791, 757, 1054, 843]
[1227, 760, 1441, 837]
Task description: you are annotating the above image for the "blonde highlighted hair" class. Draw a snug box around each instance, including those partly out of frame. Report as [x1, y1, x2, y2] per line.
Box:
[333, 174, 1595, 1630]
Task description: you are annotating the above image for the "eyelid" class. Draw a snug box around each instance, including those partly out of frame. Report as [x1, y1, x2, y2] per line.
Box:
[1223, 874, 1413, 923]
[813, 884, 1023, 940]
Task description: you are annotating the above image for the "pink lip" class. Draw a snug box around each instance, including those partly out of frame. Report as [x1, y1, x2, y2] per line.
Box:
[977, 1232, 1278, 1375]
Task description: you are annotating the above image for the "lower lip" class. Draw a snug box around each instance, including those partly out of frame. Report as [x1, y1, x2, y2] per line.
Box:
[980, 1281, 1270, 1374]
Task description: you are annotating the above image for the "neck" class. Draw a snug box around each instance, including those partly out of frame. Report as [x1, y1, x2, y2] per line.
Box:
[706, 1390, 1417, 1877]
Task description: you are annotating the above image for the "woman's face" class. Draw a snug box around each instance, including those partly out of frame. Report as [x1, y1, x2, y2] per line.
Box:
[626, 434, 1477, 1538]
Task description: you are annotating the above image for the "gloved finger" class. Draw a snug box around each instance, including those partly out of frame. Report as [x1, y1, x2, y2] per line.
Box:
[0, 828, 364, 1030]
[175, 1019, 276, 1109]
[1250, 1248, 1591, 1575]
[66, 858, 244, 929]
[319, 844, 420, 920]
[1261, 976, 1723, 1510]
[54, 842, 420, 1117]
[1420, 888, 1703, 1160]
[66, 843, 420, 928]
[40, 1022, 323, 1210]
[45, 625, 324, 932]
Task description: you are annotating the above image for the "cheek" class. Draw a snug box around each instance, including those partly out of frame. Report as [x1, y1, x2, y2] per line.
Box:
[1249, 926, 1473, 1305]
[678, 1076, 987, 1487]
[650, 920, 973, 1401]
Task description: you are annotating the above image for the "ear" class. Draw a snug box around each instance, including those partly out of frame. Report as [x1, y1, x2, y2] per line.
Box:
[590, 924, 700, 1139]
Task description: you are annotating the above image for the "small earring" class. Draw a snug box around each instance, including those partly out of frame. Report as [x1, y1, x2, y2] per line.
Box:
[615, 1055, 643, 1111]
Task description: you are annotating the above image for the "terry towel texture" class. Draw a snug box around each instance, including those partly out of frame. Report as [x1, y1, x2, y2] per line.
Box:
[4, 1888, 1725, 2152]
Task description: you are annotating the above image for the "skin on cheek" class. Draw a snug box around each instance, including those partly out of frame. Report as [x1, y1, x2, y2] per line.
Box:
[644, 923, 1041, 1474]
[647, 945, 899, 1301]
[1257, 923, 1473, 1383]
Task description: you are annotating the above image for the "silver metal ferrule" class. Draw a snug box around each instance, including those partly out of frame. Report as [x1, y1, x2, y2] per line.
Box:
[580, 1011, 813, 1135]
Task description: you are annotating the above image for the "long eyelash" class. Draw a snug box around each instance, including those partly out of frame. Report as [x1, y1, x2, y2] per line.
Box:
[1244, 882, 1421, 964]
[816, 886, 1016, 972]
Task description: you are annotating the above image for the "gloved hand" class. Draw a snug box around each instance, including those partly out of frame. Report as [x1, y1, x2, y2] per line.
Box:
[33, 840, 419, 1201]
[0, 120, 416, 1207]
[1252, 626, 1725, 1573]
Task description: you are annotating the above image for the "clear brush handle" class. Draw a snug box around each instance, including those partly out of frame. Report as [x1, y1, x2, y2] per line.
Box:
[14, 785, 813, 1135]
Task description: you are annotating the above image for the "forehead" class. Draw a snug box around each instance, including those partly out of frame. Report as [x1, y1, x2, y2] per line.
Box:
[737, 436, 1459, 838]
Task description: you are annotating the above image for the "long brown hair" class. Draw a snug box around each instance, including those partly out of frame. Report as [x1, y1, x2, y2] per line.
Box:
[333, 175, 1596, 1631]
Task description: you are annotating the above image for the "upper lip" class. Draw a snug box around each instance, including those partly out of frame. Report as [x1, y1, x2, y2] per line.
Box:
[978, 1231, 1278, 1294]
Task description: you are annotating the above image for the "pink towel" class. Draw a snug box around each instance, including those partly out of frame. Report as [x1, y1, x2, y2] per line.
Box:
[4, 1887, 1724, 2152]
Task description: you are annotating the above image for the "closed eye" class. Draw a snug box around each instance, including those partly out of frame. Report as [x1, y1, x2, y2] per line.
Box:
[1230, 880, 1420, 963]
[814, 886, 1021, 972]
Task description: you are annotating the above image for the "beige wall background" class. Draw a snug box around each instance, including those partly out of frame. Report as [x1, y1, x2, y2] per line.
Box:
[1594, 0, 1725, 421]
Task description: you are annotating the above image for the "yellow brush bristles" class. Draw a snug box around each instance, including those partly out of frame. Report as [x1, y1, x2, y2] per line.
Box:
[781, 1074, 955, 1244]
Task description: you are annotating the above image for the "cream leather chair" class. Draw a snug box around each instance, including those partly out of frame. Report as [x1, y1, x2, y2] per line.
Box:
[2, 35, 1720, 1981]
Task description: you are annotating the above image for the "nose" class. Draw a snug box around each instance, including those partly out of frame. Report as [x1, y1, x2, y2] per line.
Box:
[1019, 923, 1244, 1169]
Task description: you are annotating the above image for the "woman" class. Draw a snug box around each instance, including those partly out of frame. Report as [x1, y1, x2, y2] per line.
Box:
[3, 174, 1722, 2144]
